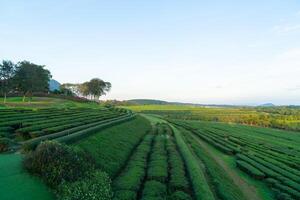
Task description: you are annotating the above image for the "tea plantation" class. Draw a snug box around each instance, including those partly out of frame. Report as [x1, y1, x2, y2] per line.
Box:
[1, 103, 300, 200]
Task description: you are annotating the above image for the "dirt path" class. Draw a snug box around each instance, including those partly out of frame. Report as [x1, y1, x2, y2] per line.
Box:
[189, 132, 262, 200]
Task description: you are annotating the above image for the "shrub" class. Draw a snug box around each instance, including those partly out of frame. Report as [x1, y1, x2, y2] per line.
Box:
[141, 180, 167, 198]
[23, 141, 94, 187]
[57, 170, 113, 200]
[169, 191, 193, 200]
[113, 190, 136, 200]
[166, 137, 190, 193]
[236, 160, 265, 179]
[172, 125, 215, 200]
[113, 134, 153, 192]
[0, 138, 13, 152]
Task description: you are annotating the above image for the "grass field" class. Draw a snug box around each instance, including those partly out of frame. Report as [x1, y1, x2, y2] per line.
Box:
[0, 154, 54, 200]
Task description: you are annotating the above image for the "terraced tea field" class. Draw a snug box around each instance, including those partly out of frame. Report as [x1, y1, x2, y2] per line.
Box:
[170, 119, 300, 200]
[0, 107, 133, 151]
[1, 105, 300, 200]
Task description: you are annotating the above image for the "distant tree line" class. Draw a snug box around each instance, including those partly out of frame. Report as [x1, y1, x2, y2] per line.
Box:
[0, 60, 111, 103]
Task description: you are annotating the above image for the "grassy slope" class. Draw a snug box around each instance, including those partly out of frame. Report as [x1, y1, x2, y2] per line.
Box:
[0, 154, 54, 200]
[73, 115, 152, 178]
[0, 97, 101, 109]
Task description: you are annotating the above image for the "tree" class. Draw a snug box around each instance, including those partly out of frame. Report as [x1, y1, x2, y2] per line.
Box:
[0, 60, 16, 103]
[60, 84, 77, 96]
[78, 82, 90, 98]
[14, 61, 52, 102]
[87, 78, 111, 101]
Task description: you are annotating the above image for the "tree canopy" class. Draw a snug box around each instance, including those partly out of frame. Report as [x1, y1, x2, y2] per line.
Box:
[14, 61, 52, 100]
[0, 60, 52, 102]
[61, 78, 111, 101]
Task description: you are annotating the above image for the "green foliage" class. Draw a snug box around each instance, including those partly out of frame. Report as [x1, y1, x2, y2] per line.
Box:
[166, 138, 190, 193]
[169, 191, 193, 200]
[0, 107, 129, 151]
[141, 180, 167, 199]
[147, 135, 168, 183]
[0, 60, 16, 102]
[23, 141, 94, 187]
[57, 170, 113, 200]
[0, 138, 13, 152]
[113, 190, 136, 200]
[113, 134, 153, 192]
[176, 119, 300, 200]
[14, 61, 52, 97]
[87, 78, 111, 100]
[180, 128, 247, 200]
[236, 160, 265, 179]
[74, 116, 151, 177]
[171, 125, 215, 200]
[56, 114, 134, 145]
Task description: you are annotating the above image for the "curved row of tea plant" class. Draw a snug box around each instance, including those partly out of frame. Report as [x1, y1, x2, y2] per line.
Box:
[0, 107, 132, 152]
[177, 126, 247, 200]
[113, 123, 195, 200]
[171, 120, 300, 199]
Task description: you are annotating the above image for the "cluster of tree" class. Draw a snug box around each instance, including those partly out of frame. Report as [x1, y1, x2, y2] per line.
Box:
[0, 60, 51, 102]
[1, 60, 112, 103]
[59, 78, 111, 102]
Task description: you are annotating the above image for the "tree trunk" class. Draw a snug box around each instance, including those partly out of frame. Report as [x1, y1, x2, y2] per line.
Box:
[28, 92, 32, 103]
[4, 93, 7, 104]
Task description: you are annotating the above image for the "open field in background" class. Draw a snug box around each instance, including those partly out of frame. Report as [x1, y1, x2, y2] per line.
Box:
[123, 104, 300, 131]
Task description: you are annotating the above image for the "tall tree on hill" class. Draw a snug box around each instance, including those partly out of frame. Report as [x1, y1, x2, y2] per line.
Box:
[14, 61, 52, 102]
[60, 83, 79, 96]
[78, 82, 90, 98]
[0, 60, 16, 103]
[87, 78, 111, 101]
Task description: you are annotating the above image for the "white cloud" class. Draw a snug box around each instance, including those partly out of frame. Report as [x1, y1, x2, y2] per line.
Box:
[278, 48, 300, 66]
[286, 85, 300, 91]
[273, 24, 300, 33]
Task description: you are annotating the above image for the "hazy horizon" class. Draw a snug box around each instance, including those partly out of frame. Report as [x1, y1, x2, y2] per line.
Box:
[1, 1, 300, 105]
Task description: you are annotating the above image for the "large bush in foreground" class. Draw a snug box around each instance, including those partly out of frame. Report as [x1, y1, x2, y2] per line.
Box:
[57, 170, 113, 200]
[23, 141, 94, 187]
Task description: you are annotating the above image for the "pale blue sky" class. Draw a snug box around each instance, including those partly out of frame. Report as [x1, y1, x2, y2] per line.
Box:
[1, 0, 300, 105]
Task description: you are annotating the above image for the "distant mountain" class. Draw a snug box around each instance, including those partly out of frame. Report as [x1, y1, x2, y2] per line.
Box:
[49, 79, 61, 91]
[127, 99, 169, 105]
[258, 103, 275, 107]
